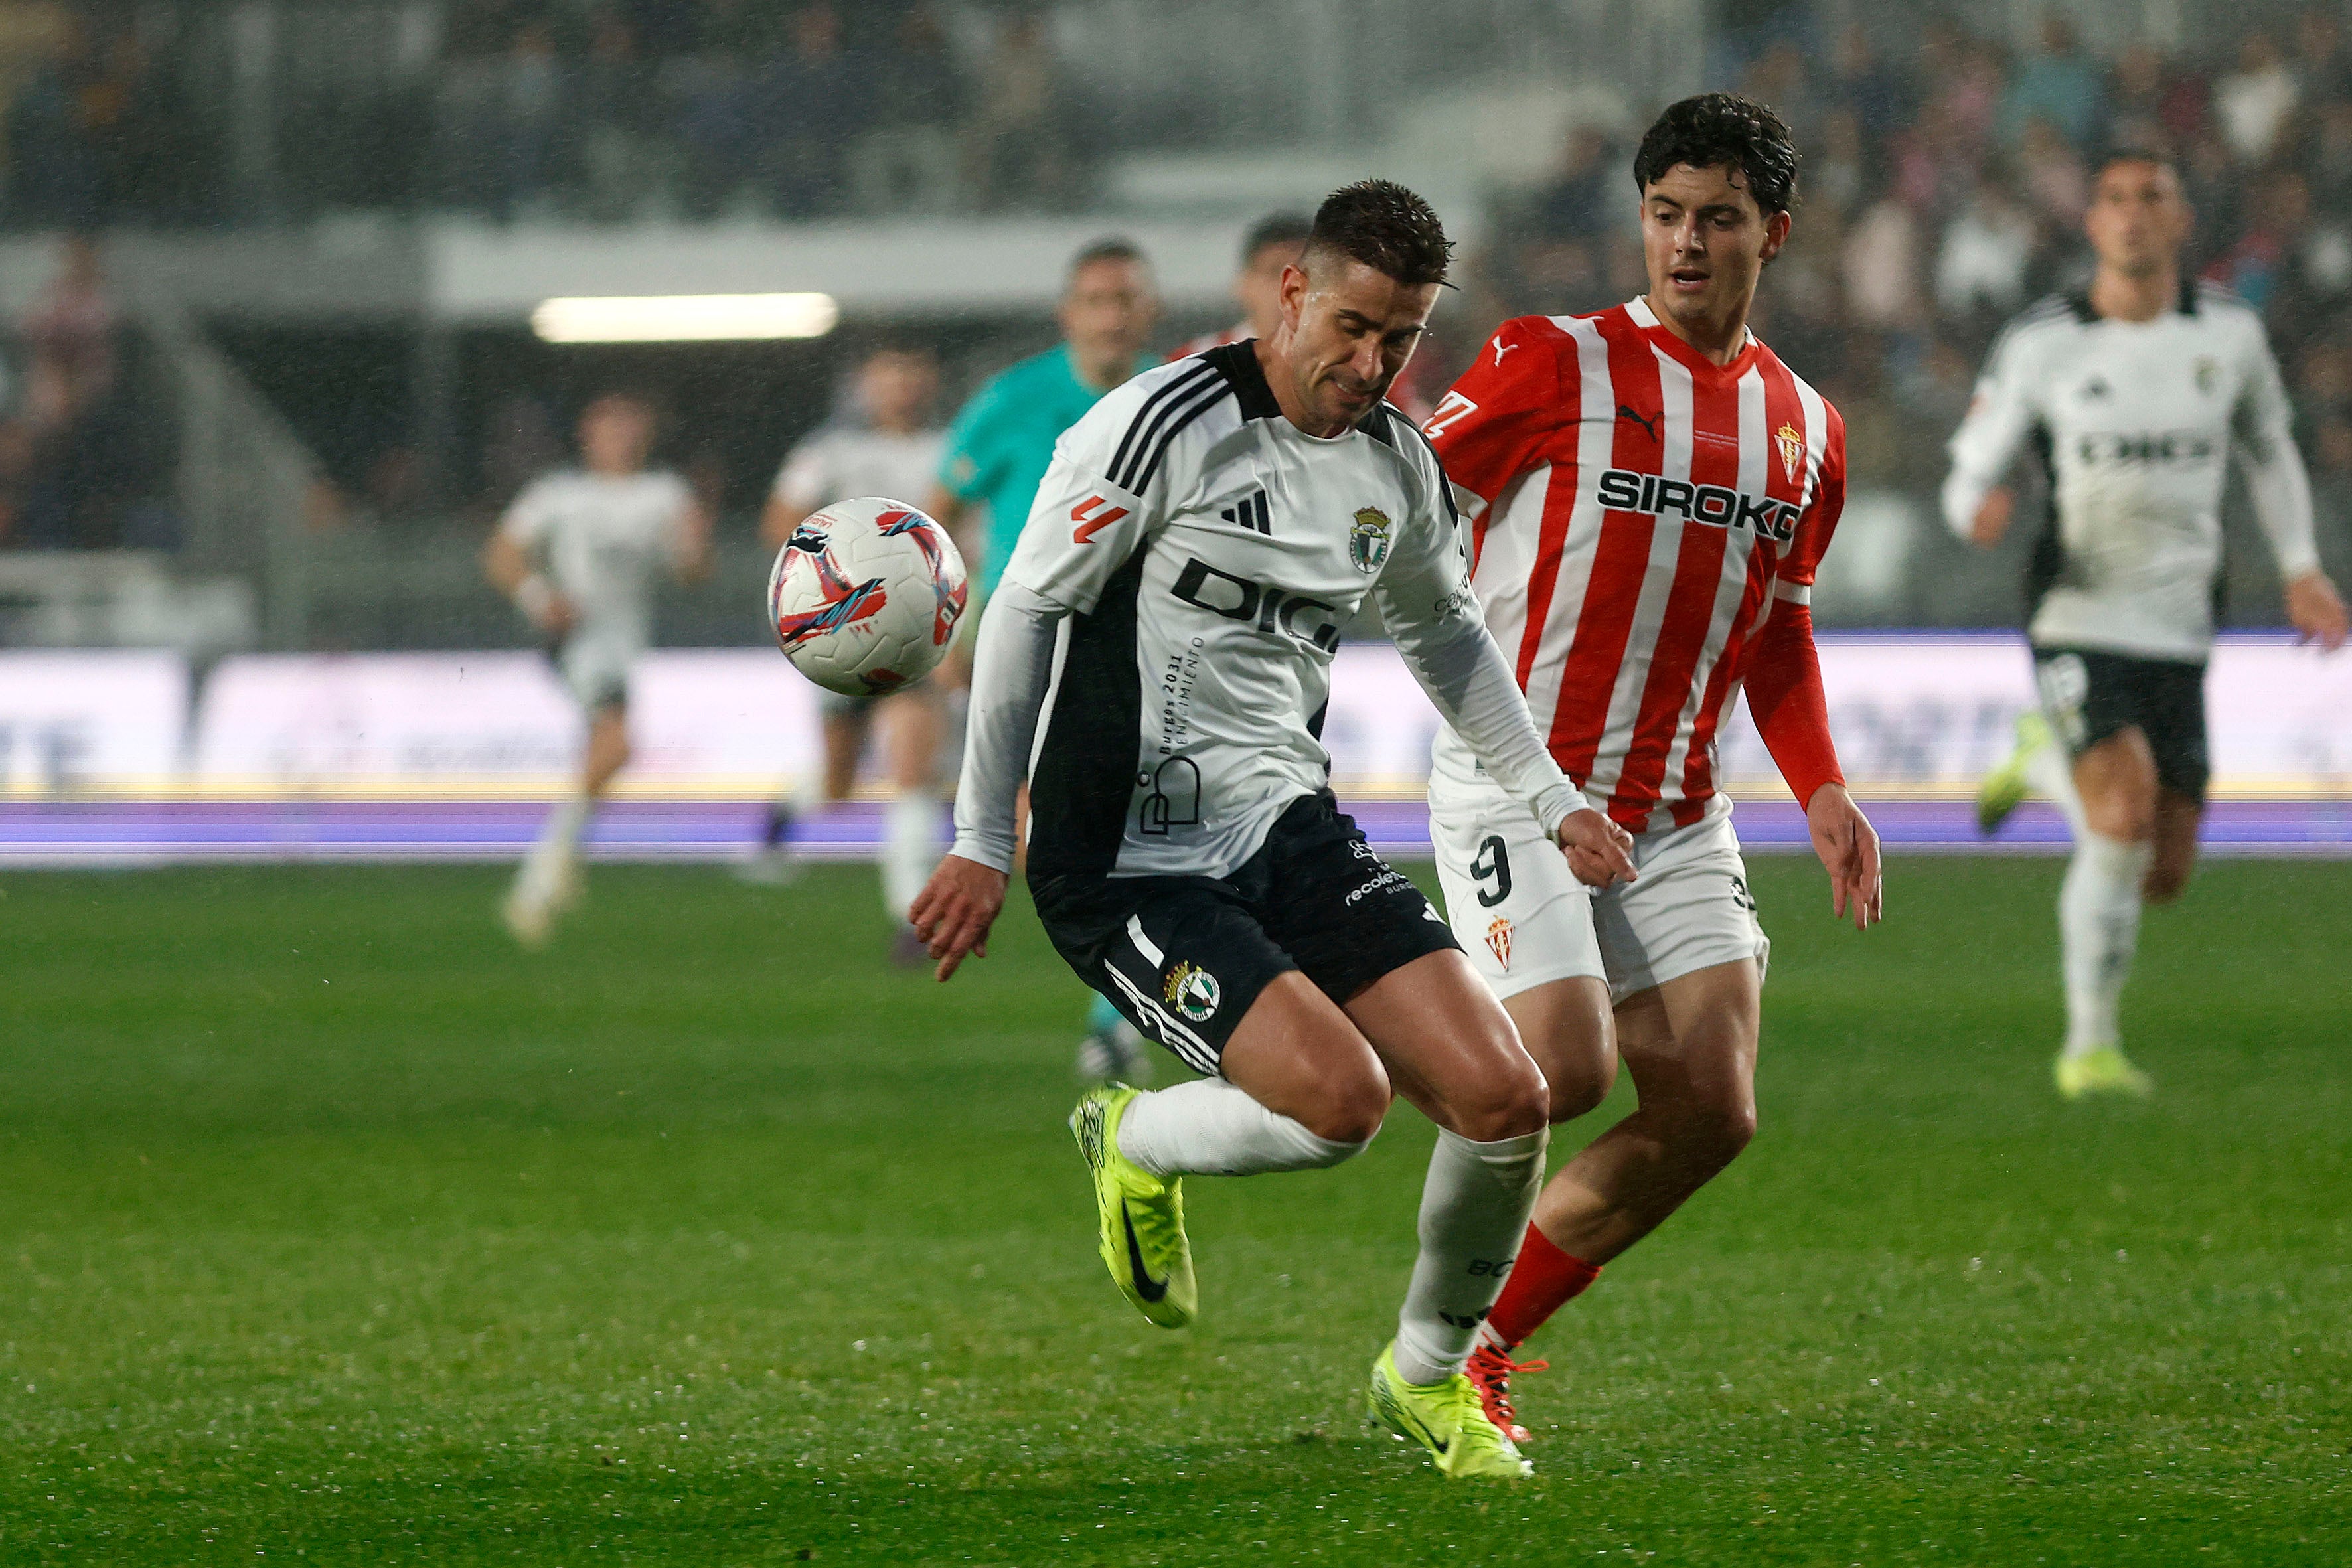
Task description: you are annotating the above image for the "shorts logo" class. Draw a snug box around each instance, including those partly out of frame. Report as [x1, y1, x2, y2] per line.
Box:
[1484, 915, 1513, 970]
[1349, 507, 1393, 574]
[1164, 961, 1221, 1022]
[1775, 421, 1806, 485]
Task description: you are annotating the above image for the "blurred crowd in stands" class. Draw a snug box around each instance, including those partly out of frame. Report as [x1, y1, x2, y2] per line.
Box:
[1474, 8, 2352, 497]
[0, 0, 1095, 226]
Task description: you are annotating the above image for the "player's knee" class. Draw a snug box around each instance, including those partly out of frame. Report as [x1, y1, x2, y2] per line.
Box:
[1452, 1054, 1551, 1142]
[1545, 1048, 1616, 1123]
[1680, 1093, 1757, 1168]
[1300, 1079, 1388, 1148]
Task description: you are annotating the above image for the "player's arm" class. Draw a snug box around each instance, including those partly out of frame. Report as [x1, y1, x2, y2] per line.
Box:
[2233, 323, 2349, 651]
[1941, 322, 2044, 549]
[1422, 317, 1567, 526]
[911, 408, 1157, 978]
[1748, 414, 1880, 929]
[1378, 435, 1634, 888]
[483, 481, 574, 637]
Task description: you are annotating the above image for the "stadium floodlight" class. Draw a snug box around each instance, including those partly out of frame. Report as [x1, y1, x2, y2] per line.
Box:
[530, 293, 840, 343]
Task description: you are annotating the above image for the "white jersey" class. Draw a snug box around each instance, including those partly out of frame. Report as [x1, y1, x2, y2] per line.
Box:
[499, 467, 694, 658]
[956, 342, 1577, 882]
[772, 424, 944, 512]
[1943, 281, 2320, 662]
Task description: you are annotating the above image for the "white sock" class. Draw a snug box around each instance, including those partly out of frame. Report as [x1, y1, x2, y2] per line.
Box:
[1115, 1077, 1368, 1178]
[2059, 832, 2151, 1058]
[2024, 736, 2088, 839]
[881, 790, 941, 923]
[518, 791, 591, 902]
[1393, 1127, 1549, 1385]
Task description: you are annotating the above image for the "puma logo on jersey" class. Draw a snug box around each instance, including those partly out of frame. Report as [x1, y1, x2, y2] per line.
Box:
[1595, 467, 1800, 543]
[1070, 495, 1130, 543]
[1219, 489, 1271, 536]
[1492, 338, 1519, 365]
[1616, 404, 1663, 441]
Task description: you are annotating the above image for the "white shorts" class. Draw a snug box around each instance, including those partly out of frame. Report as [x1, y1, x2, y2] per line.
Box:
[1430, 781, 1769, 1006]
[555, 624, 641, 712]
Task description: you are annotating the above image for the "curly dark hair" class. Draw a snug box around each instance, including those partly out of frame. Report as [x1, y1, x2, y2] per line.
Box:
[1302, 180, 1454, 288]
[1632, 93, 1801, 216]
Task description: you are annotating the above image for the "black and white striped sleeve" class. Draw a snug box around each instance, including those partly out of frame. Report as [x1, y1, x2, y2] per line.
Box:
[999, 359, 1229, 614]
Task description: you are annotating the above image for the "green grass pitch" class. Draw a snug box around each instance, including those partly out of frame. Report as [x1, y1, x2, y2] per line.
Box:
[1, 856, 2347, 1565]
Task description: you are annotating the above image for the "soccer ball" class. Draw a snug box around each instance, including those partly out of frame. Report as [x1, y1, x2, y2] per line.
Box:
[767, 497, 969, 696]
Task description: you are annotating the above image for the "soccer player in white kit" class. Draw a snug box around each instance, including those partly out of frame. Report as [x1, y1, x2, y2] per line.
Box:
[483, 392, 712, 947]
[913, 182, 1637, 1480]
[1164, 211, 1312, 362]
[748, 345, 961, 959]
[1947, 148, 2349, 1100]
[1419, 96, 1883, 1444]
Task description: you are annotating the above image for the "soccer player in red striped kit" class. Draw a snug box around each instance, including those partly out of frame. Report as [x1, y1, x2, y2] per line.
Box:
[1419, 94, 1884, 1441]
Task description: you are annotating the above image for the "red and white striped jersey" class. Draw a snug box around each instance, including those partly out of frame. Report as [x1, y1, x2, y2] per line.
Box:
[1425, 297, 1846, 832]
[1167, 323, 1249, 362]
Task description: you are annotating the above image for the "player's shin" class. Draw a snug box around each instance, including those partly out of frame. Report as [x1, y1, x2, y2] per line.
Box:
[1114, 1077, 1368, 1178]
[518, 790, 591, 900]
[2060, 832, 2152, 1058]
[1392, 1127, 1548, 1386]
[881, 790, 942, 922]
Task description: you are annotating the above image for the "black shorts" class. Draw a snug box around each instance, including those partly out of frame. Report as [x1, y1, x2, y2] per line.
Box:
[1030, 791, 1461, 1077]
[2032, 645, 2209, 801]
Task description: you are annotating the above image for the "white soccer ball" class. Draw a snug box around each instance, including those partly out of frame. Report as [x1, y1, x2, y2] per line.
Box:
[766, 497, 969, 697]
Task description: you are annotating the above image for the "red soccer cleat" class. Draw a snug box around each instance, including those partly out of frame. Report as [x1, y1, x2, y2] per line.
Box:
[1464, 1341, 1549, 1445]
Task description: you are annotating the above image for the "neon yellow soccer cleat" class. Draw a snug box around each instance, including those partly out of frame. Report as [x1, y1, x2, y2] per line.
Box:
[1069, 1085, 1196, 1329]
[1977, 710, 2051, 836]
[2055, 1046, 2154, 1100]
[1368, 1341, 1533, 1480]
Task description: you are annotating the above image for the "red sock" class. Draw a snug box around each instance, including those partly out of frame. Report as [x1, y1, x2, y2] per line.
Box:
[1484, 1224, 1601, 1350]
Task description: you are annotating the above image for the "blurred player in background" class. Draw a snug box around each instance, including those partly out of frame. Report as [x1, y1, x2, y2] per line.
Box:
[1948, 147, 2349, 1100]
[484, 392, 712, 947]
[748, 345, 957, 959]
[929, 236, 1160, 1077]
[1423, 95, 1882, 1442]
[1166, 211, 1312, 360]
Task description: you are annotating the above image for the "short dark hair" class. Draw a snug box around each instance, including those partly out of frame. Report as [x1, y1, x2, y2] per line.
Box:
[1067, 236, 1148, 284]
[1302, 180, 1453, 288]
[1241, 211, 1314, 266]
[2090, 142, 2180, 182]
[1632, 93, 1800, 217]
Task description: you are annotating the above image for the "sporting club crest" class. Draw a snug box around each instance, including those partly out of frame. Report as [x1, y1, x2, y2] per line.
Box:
[1774, 422, 1805, 487]
[1349, 507, 1393, 574]
[1484, 915, 1512, 971]
[1164, 961, 1221, 1022]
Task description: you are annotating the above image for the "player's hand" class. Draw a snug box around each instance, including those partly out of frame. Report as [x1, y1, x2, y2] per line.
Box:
[1970, 487, 2014, 548]
[1556, 806, 1636, 889]
[2286, 570, 2349, 652]
[537, 593, 578, 638]
[909, 854, 1006, 981]
[1806, 783, 1881, 929]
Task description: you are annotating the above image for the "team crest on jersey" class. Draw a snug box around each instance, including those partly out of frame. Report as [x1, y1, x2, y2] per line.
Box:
[1484, 916, 1513, 971]
[1164, 961, 1221, 1022]
[1349, 507, 1393, 574]
[1774, 422, 1805, 486]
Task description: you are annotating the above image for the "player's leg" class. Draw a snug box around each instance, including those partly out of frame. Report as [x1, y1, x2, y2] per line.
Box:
[1518, 959, 1761, 1262]
[821, 700, 867, 805]
[2144, 789, 2201, 904]
[1048, 876, 1384, 1330]
[2056, 726, 2159, 1097]
[874, 686, 945, 960]
[507, 694, 629, 946]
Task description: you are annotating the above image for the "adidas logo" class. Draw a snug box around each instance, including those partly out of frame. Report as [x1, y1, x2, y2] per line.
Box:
[1219, 489, 1271, 536]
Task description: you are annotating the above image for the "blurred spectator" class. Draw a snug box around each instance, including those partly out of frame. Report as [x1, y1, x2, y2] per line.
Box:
[1824, 23, 1912, 142]
[1529, 126, 1615, 243]
[21, 233, 116, 437]
[1936, 170, 2037, 324]
[846, 3, 964, 214]
[758, 3, 857, 218]
[1810, 110, 1865, 220]
[2001, 11, 2103, 149]
[2293, 5, 2351, 108]
[1843, 195, 1926, 332]
[2017, 116, 2088, 228]
[964, 12, 1075, 212]
[2215, 32, 2300, 167]
[571, 7, 662, 222]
